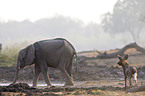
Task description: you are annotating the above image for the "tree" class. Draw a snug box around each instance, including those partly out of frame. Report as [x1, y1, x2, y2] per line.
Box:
[101, 0, 145, 43]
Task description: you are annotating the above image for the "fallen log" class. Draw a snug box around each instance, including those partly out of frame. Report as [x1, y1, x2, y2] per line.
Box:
[97, 42, 145, 58]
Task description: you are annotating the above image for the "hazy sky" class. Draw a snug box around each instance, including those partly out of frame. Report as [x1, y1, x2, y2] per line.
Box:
[0, 0, 117, 24]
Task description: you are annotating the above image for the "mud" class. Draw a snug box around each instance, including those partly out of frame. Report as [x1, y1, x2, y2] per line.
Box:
[1, 52, 145, 95]
[0, 61, 145, 82]
[0, 82, 125, 96]
[0, 83, 41, 95]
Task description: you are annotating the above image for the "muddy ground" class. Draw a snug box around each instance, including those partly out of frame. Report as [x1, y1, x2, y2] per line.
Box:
[1, 50, 145, 95]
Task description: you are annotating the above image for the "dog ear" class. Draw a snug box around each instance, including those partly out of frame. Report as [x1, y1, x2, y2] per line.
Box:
[123, 54, 128, 60]
[118, 55, 122, 61]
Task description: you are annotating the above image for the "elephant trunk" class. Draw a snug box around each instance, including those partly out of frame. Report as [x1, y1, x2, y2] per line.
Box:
[12, 68, 19, 84]
[12, 61, 20, 84]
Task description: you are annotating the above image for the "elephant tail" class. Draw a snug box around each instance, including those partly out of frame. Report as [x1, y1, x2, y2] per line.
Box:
[74, 52, 78, 73]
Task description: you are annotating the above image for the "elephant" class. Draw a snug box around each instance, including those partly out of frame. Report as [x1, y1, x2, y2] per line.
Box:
[12, 38, 77, 87]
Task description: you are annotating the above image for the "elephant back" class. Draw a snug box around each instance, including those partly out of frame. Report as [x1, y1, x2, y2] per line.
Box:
[55, 38, 77, 54]
[36, 38, 76, 54]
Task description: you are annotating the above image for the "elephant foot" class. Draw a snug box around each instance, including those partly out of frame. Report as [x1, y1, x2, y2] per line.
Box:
[32, 83, 37, 87]
[47, 84, 52, 87]
[31, 85, 37, 89]
[64, 82, 74, 86]
[11, 83, 15, 85]
[12, 81, 16, 85]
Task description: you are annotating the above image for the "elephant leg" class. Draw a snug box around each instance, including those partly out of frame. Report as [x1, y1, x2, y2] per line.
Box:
[33, 63, 41, 87]
[41, 67, 52, 86]
[58, 59, 74, 86]
[35, 52, 51, 86]
[66, 58, 73, 82]
[60, 68, 74, 86]
[12, 68, 19, 84]
[35, 53, 51, 86]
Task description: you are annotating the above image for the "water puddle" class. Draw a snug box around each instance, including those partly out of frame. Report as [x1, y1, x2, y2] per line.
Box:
[0, 80, 120, 87]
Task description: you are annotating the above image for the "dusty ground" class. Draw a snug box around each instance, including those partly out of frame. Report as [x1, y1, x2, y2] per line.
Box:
[1, 49, 145, 95]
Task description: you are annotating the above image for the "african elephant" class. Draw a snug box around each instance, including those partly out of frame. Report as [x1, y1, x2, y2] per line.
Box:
[12, 38, 77, 87]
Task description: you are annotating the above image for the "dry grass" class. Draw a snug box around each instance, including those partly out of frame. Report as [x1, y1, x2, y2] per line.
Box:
[0, 43, 28, 67]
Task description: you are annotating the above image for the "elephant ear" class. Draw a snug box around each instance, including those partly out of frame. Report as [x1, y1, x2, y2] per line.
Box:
[25, 44, 35, 65]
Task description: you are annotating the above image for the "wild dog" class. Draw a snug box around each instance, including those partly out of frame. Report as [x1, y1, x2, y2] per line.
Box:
[117, 54, 137, 90]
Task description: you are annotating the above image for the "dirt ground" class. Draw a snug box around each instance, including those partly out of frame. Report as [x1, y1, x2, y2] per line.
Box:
[1, 49, 145, 95]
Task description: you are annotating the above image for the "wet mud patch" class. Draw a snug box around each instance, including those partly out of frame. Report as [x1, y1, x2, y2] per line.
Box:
[0, 83, 125, 96]
[0, 83, 42, 95]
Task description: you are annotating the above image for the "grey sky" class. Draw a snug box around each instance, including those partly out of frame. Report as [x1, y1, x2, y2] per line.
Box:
[0, 0, 117, 24]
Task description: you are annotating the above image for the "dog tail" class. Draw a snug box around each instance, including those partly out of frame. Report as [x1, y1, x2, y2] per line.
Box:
[134, 72, 137, 81]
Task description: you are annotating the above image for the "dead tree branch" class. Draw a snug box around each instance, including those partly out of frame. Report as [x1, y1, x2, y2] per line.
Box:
[97, 42, 145, 58]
